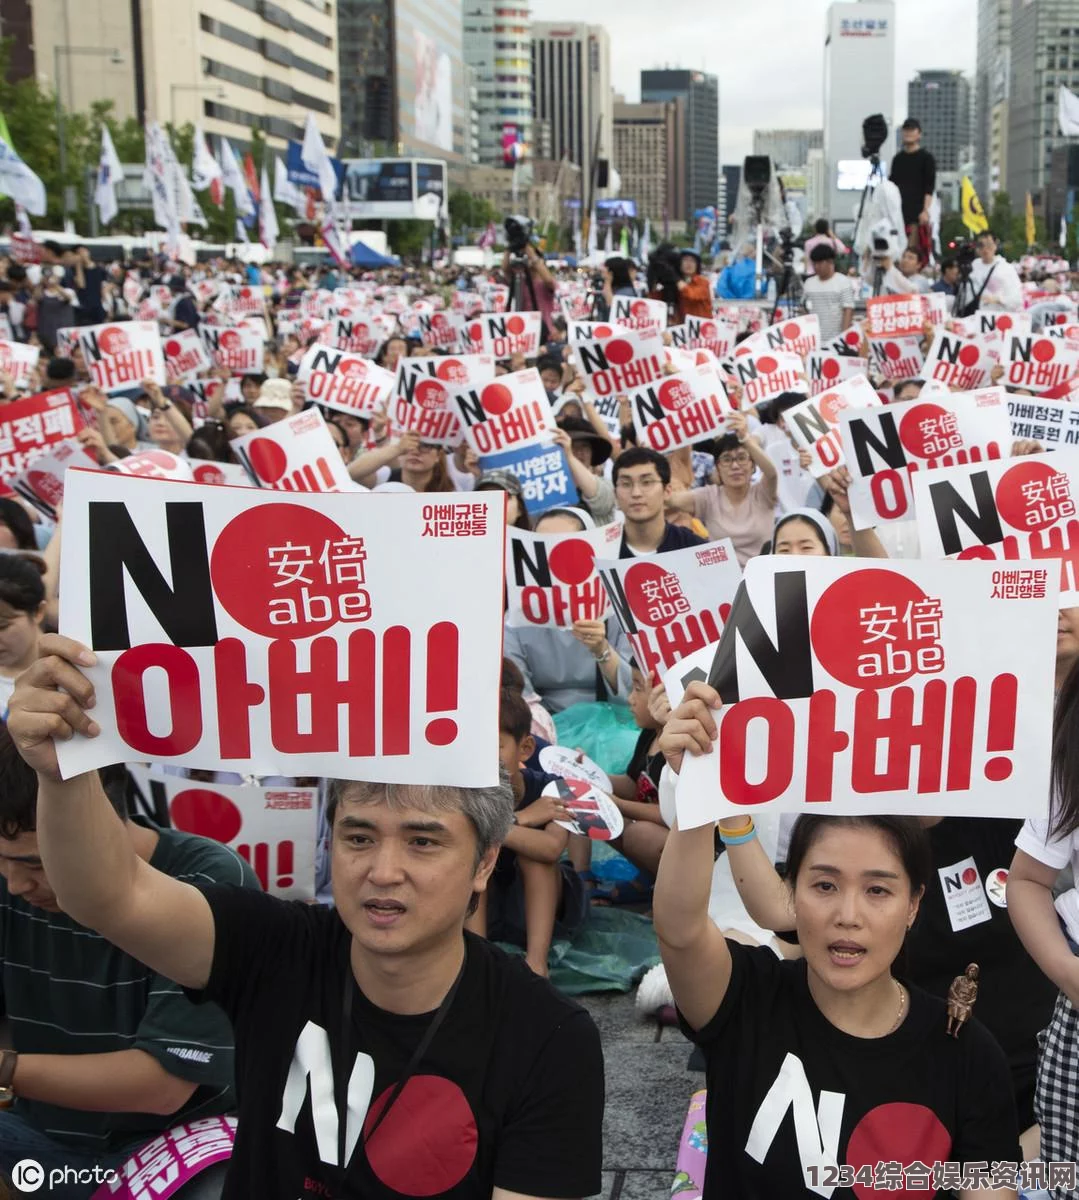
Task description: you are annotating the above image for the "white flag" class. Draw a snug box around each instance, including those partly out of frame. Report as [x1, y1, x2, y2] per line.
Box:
[640, 218, 651, 264]
[586, 207, 598, 258]
[94, 125, 124, 226]
[1062, 213, 1069, 250]
[259, 164, 279, 250]
[0, 125, 45, 216]
[220, 139, 255, 217]
[144, 121, 182, 248]
[191, 125, 222, 192]
[176, 168, 207, 228]
[603, 223, 613, 254]
[274, 156, 303, 212]
[1060, 85, 1079, 137]
[300, 113, 338, 206]
[234, 218, 250, 244]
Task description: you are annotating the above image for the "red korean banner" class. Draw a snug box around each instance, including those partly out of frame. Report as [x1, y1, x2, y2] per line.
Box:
[465, 312, 542, 358]
[0, 340, 39, 389]
[55, 473, 506, 785]
[233, 409, 353, 493]
[11, 437, 99, 519]
[575, 329, 666, 400]
[784, 376, 881, 479]
[806, 352, 870, 396]
[450, 367, 554, 456]
[922, 331, 994, 391]
[912, 450, 1079, 605]
[297, 345, 395, 418]
[393, 354, 495, 448]
[737, 314, 820, 360]
[107, 450, 195, 482]
[163, 330, 212, 383]
[867, 335, 925, 382]
[506, 522, 623, 629]
[200, 325, 265, 376]
[610, 295, 667, 333]
[665, 556, 1056, 827]
[596, 539, 741, 678]
[78, 322, 166, 394]
[866, 295, 927, 340]
[628, 362, 732, 454]
[839, 387, 1012, 530]
[0, 388, 84, 481]
[1003, 334, 1079, 394]
[730, 350, 805, 407]
[416, 311, 468, 351]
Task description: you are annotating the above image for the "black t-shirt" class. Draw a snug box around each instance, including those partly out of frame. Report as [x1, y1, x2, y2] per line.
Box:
[619, 522, 707, 558]
[625, 726, 663, 804]
[681, 940, 1019, 1199]
[889, 148, 937, 226]
[188, 885, 604, 1200]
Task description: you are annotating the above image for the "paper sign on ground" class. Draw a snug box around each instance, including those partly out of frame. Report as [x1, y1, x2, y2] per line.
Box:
[506, 522, 623, 629]
[575, 329, 666, 400]
[0, 388, 84, 481]
[78, 322, 166, 394]
[1008, 395, 1079, 449]
[629, 363, 731, 454]
[55, 473, 506, 784]
[784, 375, 882, 478]
[610, 295, 667, 333]
[664, 556, 1056, 828]
[232, 408, 353, 492]
[393, 354, 495, 448]
[297, 345, 395, 417]
[912, 450, 1079, 605]
[450, 367, 554, 456]
[839, 387, 1012, 529]
[806, 352, 870, 395]
[478, 442, 578, 515]
[597, 539, 741, 679]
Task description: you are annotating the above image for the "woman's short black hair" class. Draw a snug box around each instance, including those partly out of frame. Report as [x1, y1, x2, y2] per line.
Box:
[713, 433, 742, 459]
[0, 552, 44, 614]
[785, 815, 931, 897]
[0, 500, 37, 551]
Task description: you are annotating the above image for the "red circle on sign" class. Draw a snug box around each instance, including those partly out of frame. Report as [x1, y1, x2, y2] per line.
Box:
[506, 314, 525, 335]
[658, 377, 694, 413]
[169, 789, 244, 844]
[995, 460, 1072, 532]
[1033, 338, 1056, 362]
[810, 569, 935, 689]
[898, 404, 954, 459]
[846, 1103, 952, 1200]
[631, 300, 649, 317]
[547, 538, 596, 585]
[623, 562, 685, 627]
[414, 378, 446, 410]
[436, 359, 469, 384]
[783, 322, 801, 340]
[164, 339, 182, 357]
[245, 437, 289, 484]
[996, 315, 1013, 332]
[756, 355, 778, 374]
[884, 342, 902, 361]
[481, 383, 513, 415]
[818, 391, 847, 424]
[468, 322, 482, 342]
[239, 287, 252, 299]
[98, 326, 130, 356]
[962, 867, 978, 885]
[594, 324, 613, 338]
[700, 321, 716, 338]
[821, 357, 841, 380]
[430, 313, 448, 330]
[192, 464, 226, 485]
[605, 338, 633, 366]
[340, 358, 368, 378]
[219, 330, 241, 350]
[210, 503, 353, 638]
[958, 344, 980, 367]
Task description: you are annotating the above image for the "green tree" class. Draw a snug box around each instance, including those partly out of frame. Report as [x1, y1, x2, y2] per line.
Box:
[386, 219, 432, 260]
[448, 189, 497, 237]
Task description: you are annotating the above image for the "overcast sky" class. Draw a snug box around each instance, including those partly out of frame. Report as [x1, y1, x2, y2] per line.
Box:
[530, 0, 978, 165]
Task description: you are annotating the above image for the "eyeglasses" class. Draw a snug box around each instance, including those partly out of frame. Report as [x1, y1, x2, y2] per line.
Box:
[417, 442, 441, 452]
[718, 452, 751, 466]
[615, 476, 664, 493]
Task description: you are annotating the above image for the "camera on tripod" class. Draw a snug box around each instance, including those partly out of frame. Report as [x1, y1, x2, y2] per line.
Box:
[948, 239, 978, 271]
[504, 215, 534, 258]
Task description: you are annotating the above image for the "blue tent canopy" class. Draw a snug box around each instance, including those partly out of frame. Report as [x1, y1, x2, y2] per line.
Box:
[350, 240, 399, 268]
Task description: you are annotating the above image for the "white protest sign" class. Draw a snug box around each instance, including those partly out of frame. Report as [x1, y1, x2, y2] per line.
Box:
[450, 367, 554, 456]
[731, 350, 806, 407]
[232, 409, 353, 492]
[416, 311, 469, 351]
[684, 315, 738, 359]
[464, 312, 542, 358]
[830, 326, 866, 356]
[922, 331, 995, 391]
[567, 320, 627, 344]
[324, 314, 381, 355]
[10, 438, 99, 519]
[297, 345, 395, 418]
[0, 340, 39, 390]
[547, 779, 624, 841]
[538, 745, 611, 793]
[452, 291, 484, 317]
[737, 314, 820, 360]
[867, 335, 925, 382]
[665, 556, 1057, 828]
[597, 539, 741, 679]
[610, 295, 667, 333]
[950, 311, 1031, 340]
[107, 450, 195, 482]
[784, 376, 882, 479]
[479, 282, 509, 313]
[1008, 394, 1079, 449]
[912, 450, 1079, 605]
[575, 329, 666, 400]
[56, 474, 506, 784]
[393, 354, 495, 448]
[628, 363, 732, 454]
[506, 522, 623, 629]
[78, 322, 166, 394]
[1003, 334, 1079, 394]
[806, 352, 870, 396]
[163, 330, 212, 383]
[839, 387, 1012, 529]
[201, 325, 265, 376]
[213, 284, 265, 318]
[189, 460, 252, 487]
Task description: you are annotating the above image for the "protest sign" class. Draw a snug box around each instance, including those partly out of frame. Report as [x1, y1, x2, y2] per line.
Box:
[912, 450, 1079, 605]
[731, 350, 806, 407]
[923, 292, 949, 327]
[465, 312, 542, 358]
[189, 460, 252, 487]
[784, 376, 882, 478]
[78, 322, 166, 394]
[567, 320, 626, 344]
[684, 315, 738, 359]
[537, 745, 611, 793]
[628, 362, 731, 454]
[867, 335, 925, 382]
[214, 284, 265, 318]
[665, 556, 1056, 828]
[323, 315, 381, 356]
[200, 325, 265, 376]
[866, 295, 927, 340]
[921, 330, 995, 391]
[11, 438, 99, 519]
[393, 354, 495, 447]
[163, 330, 212, 383]
[54, 328, 80, 358]
[610, 295, 667, 333]
[0, 340, 38, 390]
[830, 326, 866, 356]
[1003, 334, 1079, 394]
[232, 409, 353, 492]
[547, 779, 624, 841]
[479, 282, 509, 313]
[806, 352, 870, 395]
[107, 450, 195, 482]
[839, 387, 1012, 528]
[575, 329, 666, 399]
[478, 442, 578, 514]
[1008, 395, 1079, 448]
[450, 367, 554, 455]
[738, 314, 820, 360]
[415, 311, 468, 351]
[297, 345, 395, 418]
[597, 539, 741, 679]
[55, 473, 506, 785]
[96, 1115, 237, 1200]
[950, 311, 1031, 340]
[506, 522, 623, 629]
[452, 290, 484, 317]
[0, 388, 83, 481]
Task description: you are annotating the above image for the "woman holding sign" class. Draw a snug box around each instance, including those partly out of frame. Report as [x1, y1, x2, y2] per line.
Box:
[654, 681, 1021, 1198]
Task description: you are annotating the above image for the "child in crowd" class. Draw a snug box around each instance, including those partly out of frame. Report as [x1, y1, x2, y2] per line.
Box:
[466, 688, 588, 976]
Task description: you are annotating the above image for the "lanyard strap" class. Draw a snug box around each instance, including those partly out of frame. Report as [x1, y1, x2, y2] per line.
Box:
[336, 949, 467, 1176]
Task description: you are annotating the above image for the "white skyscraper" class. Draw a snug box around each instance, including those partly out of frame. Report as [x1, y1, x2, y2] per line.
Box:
[464, 0, 532, 167]
[823, 0, 896, 229]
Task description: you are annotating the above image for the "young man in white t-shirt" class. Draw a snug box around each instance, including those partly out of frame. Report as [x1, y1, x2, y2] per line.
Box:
[801, 244, 855, 343]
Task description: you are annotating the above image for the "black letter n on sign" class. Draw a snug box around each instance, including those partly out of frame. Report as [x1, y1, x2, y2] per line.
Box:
[88, 502, 218, 650]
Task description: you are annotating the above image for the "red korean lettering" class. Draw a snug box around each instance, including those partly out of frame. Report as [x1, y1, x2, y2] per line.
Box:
[213, 638, 266, 758]
[869, 469, 910, 519]
[113, 645, 202, 756]
[718, 698, 795, 806]
[804, 689, 851, 804]
[850, 680, 948, 794]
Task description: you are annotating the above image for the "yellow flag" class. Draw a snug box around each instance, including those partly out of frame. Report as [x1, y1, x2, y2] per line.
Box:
[1026, 192, 1036, 248]
[960, 176, 989, 235]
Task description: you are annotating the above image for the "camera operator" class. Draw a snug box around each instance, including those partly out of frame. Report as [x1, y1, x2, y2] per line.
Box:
[647, 243, 683, 322]
[502, 217, 557, 338]
[969, 229, 1023, 311]
[889, 117, 935, 258]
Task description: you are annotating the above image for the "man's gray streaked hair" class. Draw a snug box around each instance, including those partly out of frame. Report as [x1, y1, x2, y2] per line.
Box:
[326, 767, 515, 862]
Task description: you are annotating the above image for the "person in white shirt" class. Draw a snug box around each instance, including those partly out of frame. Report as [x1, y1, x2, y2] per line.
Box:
[880, 247, 931, 296]
[969, 230, 1023, 311]
[801, 244, 855, 342]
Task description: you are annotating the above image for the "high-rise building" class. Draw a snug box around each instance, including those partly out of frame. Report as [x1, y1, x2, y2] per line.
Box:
[1007, 0, 1079, 208]
[906, 71, 972, 172]
[463, 0, 531, 167]
[4, 0, 340, 150]
[530, 23, 612, 199]
[613, 99, 684, 224]
[974, 0, 1011, 201]
[822, 1, 895, 229]
[752, 129, 823, 170]
[338, 0, 394, 154]
[720, 163, 741, 235]
[640, 69, 719, 224]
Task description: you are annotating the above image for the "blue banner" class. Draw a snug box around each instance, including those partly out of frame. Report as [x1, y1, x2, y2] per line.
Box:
[478, 443, 578, 515]
[285, 141, 346, 194]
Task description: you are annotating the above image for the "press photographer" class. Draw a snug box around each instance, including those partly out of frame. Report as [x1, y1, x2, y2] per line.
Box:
[502, 215, 556, 339]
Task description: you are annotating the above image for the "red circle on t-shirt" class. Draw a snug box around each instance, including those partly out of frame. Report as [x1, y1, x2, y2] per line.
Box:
[245, 437, 289, 484]
[480, 383, 513, 415]
[961, 866, 978, 885]
[958, 344, 980, 367]
[169, 789, 244, 844]
[363, 1075, 478, 1196]
[547, 538, 596, 585]
[1033, 338, 1056, 363]
[846, 1102, 952, 1200]
[604, 338, 633, 366]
